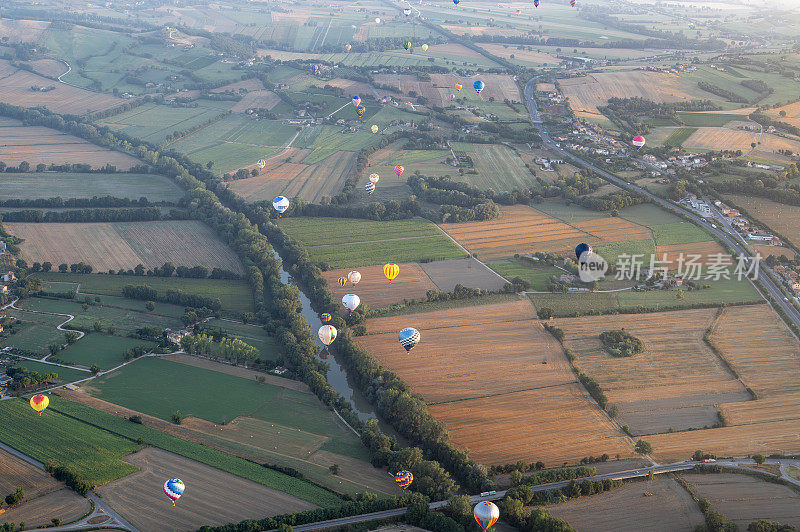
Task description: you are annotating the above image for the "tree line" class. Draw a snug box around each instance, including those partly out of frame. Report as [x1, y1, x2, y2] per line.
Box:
[0, 196, 154, 209]
[0, 206, 168, 223]
[122, 285, 223, 312]
[180, 333, 259, 365]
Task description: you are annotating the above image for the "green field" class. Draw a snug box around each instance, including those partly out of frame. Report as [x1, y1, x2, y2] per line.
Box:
[650, 222, 713, 245]
[489, 261, 563, 291]
[59, 334, 156, 369]
[0, 398, 140, 485]
[203, 319, 279, 361]
[462, 145, 537, 191]
[533, 200, 603, 223]
[36, 273, 255, 315]
[41, 397, 343, 505]
[0, 173, 184, 203]
[677, 112, 744, 127]
[9, 359, 90, 384]
[301, 126, 381, 165]
[98, 101, 234, 144]
[279, 217, 465, 268]
[594, 239, 657, 269]
[530, 275, 761, 317]
[664, 127, 698, 147]
[619, 203, 682, 226]
[0, 309, 69, 355]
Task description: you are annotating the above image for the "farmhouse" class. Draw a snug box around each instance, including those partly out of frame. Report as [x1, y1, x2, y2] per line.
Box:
[0, 272, 16, 283]
[166, 331, 188, 345]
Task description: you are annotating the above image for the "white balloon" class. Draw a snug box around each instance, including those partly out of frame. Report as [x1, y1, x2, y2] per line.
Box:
[342, 293, 361, 312]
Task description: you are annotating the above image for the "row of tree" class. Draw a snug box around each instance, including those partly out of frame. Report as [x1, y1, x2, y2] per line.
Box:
[0, 206, 166, 223]
[122, 285, 223, 312]
[0, 195, 153, 209]
[180, 333, 259, 365]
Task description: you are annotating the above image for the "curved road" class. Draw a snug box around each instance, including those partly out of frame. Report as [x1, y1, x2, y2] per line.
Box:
[523, 77, 800, 332]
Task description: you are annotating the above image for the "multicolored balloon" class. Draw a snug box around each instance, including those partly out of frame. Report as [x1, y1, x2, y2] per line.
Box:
[369, 173, 380, 184]
[365, 182, 376, 195]
[534, 0, 539, 7]
[515, 9, 521, 14]
[473, 80, 485, 94]
[321, 313, 332, 323]
[164, 478, 185, 506]
[347, 270, 362, 285]
[395, 470, 414, 490]
[345, 43, 352, 52]
[272, 196, 289, 215]
[318, 325, 337, 346]
[352, 96, 361, 107]
[357, 105, 366, 117]
[394, 165, 404, 176]
[474, 502, 500, 531]
[575, 243, 592, 264]
[310, 64, 319, 74]
[403, 41, 412, 51]
[403, 7, 412, 15]
[632, 135, 646, 149]
[449, 93, 455, 101]
[342, 293, 360, 312]
[421, 44, 428, 52]
[30, 394, 48, 414]
[338, 277, 347, 286]
[455, 83, 462, 91]
[570, 0, 576, 6]
[398, 327, 420, 352]
[257, 159, 266, 169]
[453, 0, 459, 5]
[383, 262, 399, 282]
[371, 124, 379, 134]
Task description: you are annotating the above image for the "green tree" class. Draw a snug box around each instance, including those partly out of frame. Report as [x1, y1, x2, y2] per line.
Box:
[90, 364, 99, 374]
[48, 343, 61, 356]
[93, 321, 103, 332]
[752, 454, 765, 465]
[329, 464, 339, 475]
[635, 440, 653, 454]
[145, 301, 155, 311]
[171, 411, 182, 424]
[64, 331, 79, 344]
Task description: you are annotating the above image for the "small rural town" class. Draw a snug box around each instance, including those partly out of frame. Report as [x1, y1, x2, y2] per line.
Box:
[1, 0, 800, 530]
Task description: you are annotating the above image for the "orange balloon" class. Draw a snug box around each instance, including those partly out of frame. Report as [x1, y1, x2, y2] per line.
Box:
[383, 263, 399, 282]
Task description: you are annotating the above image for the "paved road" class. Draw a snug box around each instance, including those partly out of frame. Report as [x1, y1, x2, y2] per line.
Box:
[522, 78, 800, 333]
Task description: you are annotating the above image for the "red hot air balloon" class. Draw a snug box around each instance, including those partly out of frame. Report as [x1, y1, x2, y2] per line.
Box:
[632, 135, 646, 150]
[394, 165, 404, 177]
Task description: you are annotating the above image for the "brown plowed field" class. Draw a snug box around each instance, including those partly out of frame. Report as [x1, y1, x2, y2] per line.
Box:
[681, 473, 800, 530]
[558, 71, 692, 114]
[655, 241, 727, 268]
[548, 476, 704, 532]
[0, 489, 91, 529]
[556, 309, 749, 435]
[21, 59, 68, 78]
[6, 220, 244, 274]
[0, 123, 140, 169]
[356, 299, 633, 465]
[322, 262, 437, 309]
[0, 61, 122, 115]
[0, 447, 60, 499]
[440, 205, 650, 260]
[97, 448, 316, 532]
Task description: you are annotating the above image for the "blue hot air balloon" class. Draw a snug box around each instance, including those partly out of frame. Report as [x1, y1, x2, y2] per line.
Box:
[575, 243, 592, 264]
[398, 327, 420, 352]
[272, 196, 290, 215]
[473, 80, 484, 94]
[453, 0, 460, 5]
[365, 182, 376, 195]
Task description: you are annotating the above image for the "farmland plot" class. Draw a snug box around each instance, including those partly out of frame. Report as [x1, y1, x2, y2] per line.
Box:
[97, 447, 317, 532]
[0, 447, 61, 499]
[0, 18, 50, 42]
[356, 299, 632, 464]
[556, 309, 750, 435]
[0, 489, 91, 530]
[558, 71, 694, 114]
[6, 220, 244, 274]
[98, 101, 234, 144]
[0, 172, 184, 202]
[322, 262, 437, 309]
[722, 194, 800, 248]
[0, 121, 140, 169]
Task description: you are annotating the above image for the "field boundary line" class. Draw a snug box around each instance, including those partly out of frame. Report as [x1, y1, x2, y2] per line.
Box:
[430, 221, 511, 285]
[426, 381, 576, 406]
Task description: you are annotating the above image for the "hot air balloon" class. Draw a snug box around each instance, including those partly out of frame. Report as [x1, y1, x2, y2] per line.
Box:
[570, 0, 576, 6]
[257, 159, 267, 169]
[318, 325, 337, 347]
[575, 242, 592, 264]
[338, 277, 347, 286]
[345, 43, 352, 52]
[383, 262, 399, 282]
[473, 80, 485, 94]
[310, 64, 319, 74]
[369, 173, 380, 184]
[164, 478, 185, 506]
[347, 271, 362, 285]
[371, 124, 379, 134]
[453, 0, 459, 5]
[321, 313, 332, 323]
[352, 96, 361, 107]
[515, 9, 521, 14]
[357, 105, 366, 117]
[375, 17, 381, 23]
[30, 394, 48, 415]
[403, 40, 412, 51]
[398, 327, 420, 352]
[394, 165, 404, 177]
[449, 93, 455, 101]
[455, 83, 462, 91]
[342, 293, 360, 312]
[534, 0, 539, 7]
[395, 470, 414, 490]
[365, 182, 376, 195]
[272, 196, 289, 215]
[403, 7, 412, 15]
[421, 44, 429, 51]
[474, 502, 500, 531]
[632, 135, 646, 150]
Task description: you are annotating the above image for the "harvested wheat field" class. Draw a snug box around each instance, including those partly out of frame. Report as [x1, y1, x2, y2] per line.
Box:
[750, 244, 795, 259]
[477, 44, 561, 65]
[440, 205, 649, 260]
[681, 473, 800, 530]
[0, 489, 91, 529]
[767, 101, 800, 129]
[537, 83, 557, 92]
[21, 58, 69, 78]
[556, 309, 750, 435]
[558, 71, 692, 114]
[0, 447, 61, 499]
[430, 73, 522, 103]
[6, 220, 244, 274]
[373, 74, 441, 102]
[97, 447, 316, 532]
[0, 18, 49, 42]
[0, 61, 121, 115]
[723, 194, 800, 248]
[323, 262, 437, 309]
[682, 127, 758, 152]
[356, 299, 633, 464]
[230, 90, 281, 113]
[655, 241, 727, 269]
[420, 257, 509, 292]
[548, 476, 704, 532]
[0, 122, 140, 169]
[211, 79, 264, 93]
